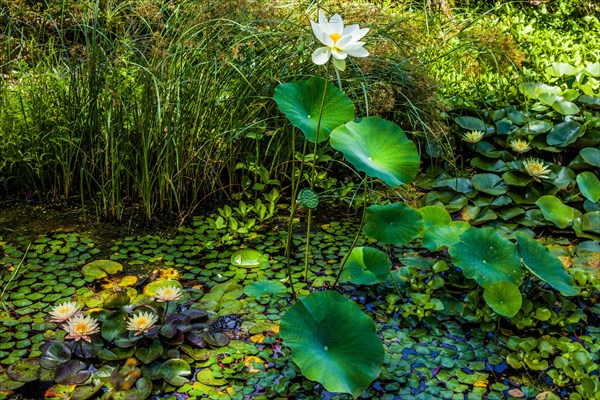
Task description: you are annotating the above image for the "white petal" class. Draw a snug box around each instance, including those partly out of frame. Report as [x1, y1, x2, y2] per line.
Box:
[346, 46, 369, 58]
[312, 47, 331, 65]
[318, 10, 327, 25]
[343, 24, 359, 36]
[335, 35, 355, 49]
[332, 58, 346, 71]
[331, 48, 348, 60]
[351, 28, 369, 42]
[328, 13, 344, 33]
[343, 42, 366, 52]
[322, 32, 334, 47]
[311, 21, 328, 45]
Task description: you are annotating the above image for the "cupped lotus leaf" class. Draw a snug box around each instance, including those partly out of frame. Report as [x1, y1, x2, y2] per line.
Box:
[41, 341, 71, 369]
[82, 260, 123, 280]
[516, 233, 579, 297]
[546, 121, 583, 147]
[230, 249, 265, 268]
[419, 206, 452, 230]
[329, 117, 420, 187]
[455, 116, 485, 131]
[582, 212, 600, 234]
[274, 77, 354, 143]
[364, 203, 423, 245]
[471, 173, 509, 195]
[159, 359, 191, 386]
[422, 221, 470, 252]
[244, 280, 287, 298]
[483, 281, 522, 317]
[143, 279, 184, 297]
[341, 247, 390, 285]
[535, 196, 577, 229]
[577, 172, 600, 202]
[7, 358, 40, 382]
[54, 360, 90, 385]
[580, 147, 600, 167]
[280, 291, 384, 398]
[552, 99, 580, 115]
[448, 227, 523, 287]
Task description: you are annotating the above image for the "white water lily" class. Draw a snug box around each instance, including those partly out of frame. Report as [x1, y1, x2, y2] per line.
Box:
[155, 284, 183, 302]
[49, 301, 81, 323]
[63, 314, 100, 342]
[126, 311, 158, 336]
[310, 11, 369, 71]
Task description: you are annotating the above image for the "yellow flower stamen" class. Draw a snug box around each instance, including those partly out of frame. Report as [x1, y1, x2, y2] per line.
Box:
[329, 33, 342, 45]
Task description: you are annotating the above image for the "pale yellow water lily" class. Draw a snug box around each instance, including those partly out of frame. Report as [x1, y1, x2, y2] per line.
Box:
[509, 138, 531, 153]
[462, 130, 485, 144]
[63, 314, 100, 342]
[523, 158, 551, 182]
[310, 10, 369, 71]
[49, 301, 81, 323]
[126, 311, 158, 336]
[155, 284, 183, 302]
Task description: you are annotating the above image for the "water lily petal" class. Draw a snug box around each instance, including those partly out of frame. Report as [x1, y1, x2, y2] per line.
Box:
[351, 27, 369, 41]
[346, 46, 369, 58]
[343, 24, 360, 36]
[335, 35, 355, 49]
[331, 48, 348, 60]
[312, 47, 331, 65]
[326, 13, 344, 34]
[311, 21, 328, 46]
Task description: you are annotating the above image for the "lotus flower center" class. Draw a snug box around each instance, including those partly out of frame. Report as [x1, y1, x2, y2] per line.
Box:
[75, 323, 87, 334]
[138, 317, 147, 325]
[329, 33, 342, 45]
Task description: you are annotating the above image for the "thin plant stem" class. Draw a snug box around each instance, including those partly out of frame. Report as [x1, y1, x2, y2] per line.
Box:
[385, 244, 403, 297]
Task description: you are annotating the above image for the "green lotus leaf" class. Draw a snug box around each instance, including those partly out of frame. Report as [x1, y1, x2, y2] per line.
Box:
[455, 116, 485, 131]
[203, 332, 230, 348]
[280, 291, 384, 398]
[577, 172, 600, 202]
[471, 173, 509, 195]
[422, 221, 470, 252]
[116, 377, 152, 400]
[364, 203, 423, 245]
[471, 157, 507, 172]
[0, 370, 25, 392]
[135, 342, 163, 364]
[525, 120, 553, 134]
[329, 117, 420, 187]
[143, 279, 184, 297]
[7, 358, 40, 382]
[515, 233, 579, 297]
[473, 141, 501, 158]
[546, 121, 583, 147]
[448, 227, 523, 287]
[70, 384, 102, 400]
[483, 281, 522, 317]
[502, 171, 533, 186]
[103, 291, 131, 310]
[196, 368, 230, 386]
[419, 206, 452, 230]
[97, 346, 136, 361]
[432, 178, 474, 193]
[101, 312, 128, 342]
[578, 94, 600, 106]
[507, 107, 528, 125]
[244, 280, 287, 298]
[535, 196, 577, 229]
[274, 76, 354, 143]
[82, 260, 123, 280]
[54, 360, 90, 385]
[41, 341, 72, 369]
[159, 359, 191, 386]
[341, 247, 390, 285]
[548, 62, 578, 77]
[552, 99, 580, 115]
[230, 249, 265, 268]
[583, 63, 600, 77]
[580, 147, 600, 167]
[581, 212, 600, 234]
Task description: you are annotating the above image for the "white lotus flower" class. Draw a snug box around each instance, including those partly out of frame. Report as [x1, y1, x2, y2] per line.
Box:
[310, 11, 369, 71]
[126, 311, 159, 336]
[155, 284, 183, 302]
[63, 314, 100, 342]
[49, 301, 80, 323]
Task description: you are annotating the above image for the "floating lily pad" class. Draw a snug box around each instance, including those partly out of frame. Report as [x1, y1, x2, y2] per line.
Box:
[364, 203, 423, 245]
[135, 342, 163, 364]
[274, 76, 354, 143]
[341, 247, 390, 285]
[41, 341, 72, 369]
[580, 147, 600, 167]
[483, 281, 522, 318]
[552, 99, 580, 115]
[244, 280, 287, 298]
[577, 172, 600, 202]
[7, 358, 40, 382]
[455, 116, 485, 131]
[329, 117, 420, 187]
[472, 173, 509, 195]
[54, 359, 90, 385]
[581, 212, 600, 234]
[159, 359, 191, 386]
[419, 206, 452, 229]
[82, 260, 123, 280]
[515, 233, 579, 297]
[143, 280, 184, 297]
[280, 291, 384, 398]
[449, 227, 523, 287]
[535, 196, 577, 229]
[230, 249, 265, 268]
[546, 121, 583, 147]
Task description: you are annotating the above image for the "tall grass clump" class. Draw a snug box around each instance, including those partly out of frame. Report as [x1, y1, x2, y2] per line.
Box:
[0, 0, 450, 220]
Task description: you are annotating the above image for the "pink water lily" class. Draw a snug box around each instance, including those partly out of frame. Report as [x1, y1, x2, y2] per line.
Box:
[310, 11, 369, 71]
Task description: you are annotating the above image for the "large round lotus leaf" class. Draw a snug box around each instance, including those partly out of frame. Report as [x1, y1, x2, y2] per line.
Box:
[280, 291, 384, 398]
[143, 279, 184, 297]
[422, 221, 469, 252]
[419, 206, 452, 230]
[483, 281, 522, 318]
[7, 358, 40, 382]
[577, 172, 600, 202]
[274, 76, 354, 143]
[546, 121, 582, 147]
[82, 260, 123, 280]
[448, 227, 523, 287]
[472, 173, 509, 195]
[535, 196, 577, 229]
[329, 117, 420, 187]
[364, 203, 423, 245]
[159, 359, 191, 386]
[341, 247, 390, 285]
[244, 280, 287, 298]
[230, 249, 265, 268]
[516, 233, 579, 297]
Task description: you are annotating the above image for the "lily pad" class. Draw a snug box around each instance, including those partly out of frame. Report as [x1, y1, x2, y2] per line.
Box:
[82, 260, 123, 280]
[341, 247, 390, 285]
[329, 117, 420, 187]
[577, 172, 600, 202]
[136, 342, 163, 364]
[244, 280, 287, 298]
[581, 212, 600, 234]
[471, 173, 509, 195]
[580, 147, 600, 167]
[422, 221, 470, 252]
[159, 359, 191, 386]
[7, 358, 40, 382]
[449, 227, 523, 287]
[364, 203, 423, 245]
[419, 206, 452, 229]
[274, 76, 354, 143]
[230, 249, 265, 268]
[41, 341, 72, 369]
[516, 233, 579, 297]
[54, 360, 90, 385]
[143, 279, 184, 297]
[552, 99, 580, 115]
[483, 281, 522, 317]
[455, 116, 485, 131]
[280, 290, 384, 398]
[546, 121, 583, 147]
[535, 196, 577, 229]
